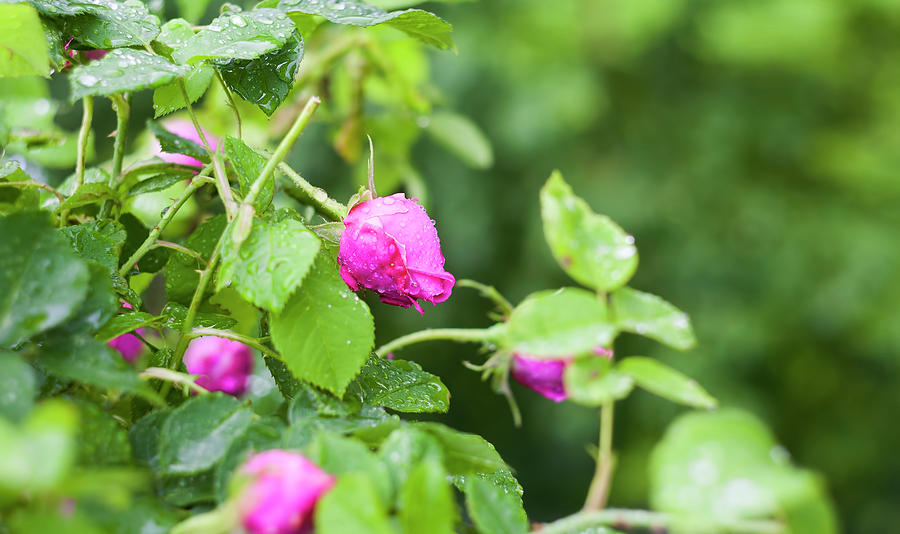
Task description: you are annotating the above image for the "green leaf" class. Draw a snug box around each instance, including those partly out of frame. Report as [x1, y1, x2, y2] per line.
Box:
[0, 4, 50, 78]
[463, 476, 529, 534]
[540, 171, 638, 291]
[129, 170, 196, 196]
[165, 215, 225, 304]
[95, 310, 156, 342]
[59, 0, 160, 49]
[346, 357, 450, 413]
[378, 426, 444, 489]
[618, 357, 716, 409]
[73, 400, 132, 467]
[610, 287, 696, 351]
[276, 0, 455, 50]
[70, 49, 190, 101]
[425, 111, 493, 169]
[399, 458, 455, 534]
[157, 394, 254, 475]
[159, 302, 237, 331]
[153, 65, 214, 118]
[287, 383, 394, 437]
[55, 262, 118, 334]
[504, 288, 615, 357]
[270, 252, 375, 395]
[218, 217, 320, 312]
[563, 355, 634, 406]
[219, 31, 303, 116]
[129, 410, 169, 470]
[34, 336, 148, 395]
[57, 182, 115, 211]
[147, 120, 208, 162]
[650, 409, 837, 534]
[60, 220, 127, 275]
[316, 473, 394, 534]
[0, 212, 90, 348]
[153, 18, 195, 58]
[305, 431, 392, 503]
[0, 352, 36, 423]
[27, 0, 93, 17]
[212, 416, 285, 501]
[119, 212, 169, 273]
[415, 422, 508, 475]
[222, 136, 274, 211]
[172, 9, 296, 65]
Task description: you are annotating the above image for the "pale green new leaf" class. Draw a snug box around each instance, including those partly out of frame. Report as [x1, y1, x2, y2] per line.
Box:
[0, 4, 50, 78]
[618, 357, 716, 409]
[172, 9, 296, 64]
[610, 287, 696, 351]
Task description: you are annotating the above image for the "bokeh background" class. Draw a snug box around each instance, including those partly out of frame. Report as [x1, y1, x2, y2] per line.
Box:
[18, 0, 900, 532]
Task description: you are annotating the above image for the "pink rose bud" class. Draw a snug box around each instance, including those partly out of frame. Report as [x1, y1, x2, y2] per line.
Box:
[183, 336, 253, 396]
[511, 348, 614, 402]
[156, 119, 218, 169]
[337, 193, 455, 315]
[107, 302, 144, 362]
[239, 450, 335, 534]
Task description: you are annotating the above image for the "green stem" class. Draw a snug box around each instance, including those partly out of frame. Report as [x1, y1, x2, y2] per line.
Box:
[583, 401, 615, 512]
[244, 96, 321, 209]
[179, 80, 237, 218]
[140, 367, 209, 395]
[153, 241, 206, 264]
[187, 327, 280, 359]
[0, 182, 65, 203]
[279, 162, 347, 221]
[74, 96, 93, 190]
[99, 93, 130, 218]
[118, 176, 212, 277]
[374, 325, 503, 358]
[214, 69, 242, 139]
[173, 232, 226, 363]
[456, 279, 514, 316]
[536, 509, 785, 534]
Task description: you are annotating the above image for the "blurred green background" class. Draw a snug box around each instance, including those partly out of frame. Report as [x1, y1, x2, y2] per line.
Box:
[15, 0, 899, 532]
[371, 1, 899, 533]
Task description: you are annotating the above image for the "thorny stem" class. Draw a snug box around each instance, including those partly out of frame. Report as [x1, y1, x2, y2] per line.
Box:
[179, 80, 237, 218]
[536, 509, 785, 534]
[215, 70, 242, 140]
[0, 182, 65, 204]
[98, 93, 130, 218]
[457, 279, 514, 317]
[583, 401, 615, 512]
[374, 325, 504, 358]
[279, 162, 347, 221]
[173, 232, 226, 363]
[188, 328, 280, 360]
[117, 174, 213, 277]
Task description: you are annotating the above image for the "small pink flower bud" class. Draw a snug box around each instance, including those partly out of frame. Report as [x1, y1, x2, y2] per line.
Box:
[337, 193, 455, 315]
[107, 302, 143, 362]
[155, 119, 218, 169]
[239, 450, 335, 534]
[511, 348, 613, 402]
[183, 336, 253, 396]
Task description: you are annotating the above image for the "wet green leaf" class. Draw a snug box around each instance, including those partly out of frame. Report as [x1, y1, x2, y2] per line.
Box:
[59, 0, 160, 49]
[540, 171, 638, 291]
[70, 49, 190, 101]
[148, 120, 209, 162]
[219, 31, 303, 116]
[276, 0, 455, 50]
[0, 4, 50, 78]
[157, 394, 253, 475]
[0, 352, 36, 423]
[316, 473, 394, 534]
[165, 215, 225, 304]
[128, 170, 196, 196]
[58, 182, 115, 211]
[35, 335, 147, 394]
[378, 426, 443, 489]
[563, 355, 634, 406]
[0, 212, 89, 348]
[505, 288, 615, 357]
[172, 8, 296, 64]
[346, 357, 450, 413]
[270, 252, 375, 395]
[222, 136, 274, 211]
[218, 216, 320, 312]
[463, 475, 529, 534]
[610, 287, 696, 351]
[73, 400, 132, 467]
[305, 431, 392, 502]
[415, 422, 508, 476]
[618, 357, 716, 409]
[152, 65, 214, 118]
[399, 458, 455, 534]
[159, 302, 236, 331]
[96, 310, 157, 341]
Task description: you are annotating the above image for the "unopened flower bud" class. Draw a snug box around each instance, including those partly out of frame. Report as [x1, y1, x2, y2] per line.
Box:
[337, 193, 454, 315]
[239, 450, 335, 534]
[511, 347, 614, 402]
[183, 336, 253, 396]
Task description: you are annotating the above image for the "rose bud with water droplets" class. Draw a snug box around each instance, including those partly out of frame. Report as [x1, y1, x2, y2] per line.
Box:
[511, 347, 614, 402]
[238, 450, 335, 534]
[337, 192, 455, 315]
[183, 336, 253, 396]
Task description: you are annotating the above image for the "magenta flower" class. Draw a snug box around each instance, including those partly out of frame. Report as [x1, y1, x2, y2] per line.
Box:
[106, 302, 143, 362]
[155, 119, 218, 168]
[239, 450, 335, 534]
[62, 40, 106, 69]
[337, 193, 455, 315]
[511, 347, 614, 402]
[183, 336, 253, 396]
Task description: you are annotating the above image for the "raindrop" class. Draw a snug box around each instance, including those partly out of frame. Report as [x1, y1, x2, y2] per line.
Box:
[79, 74, 100, 87]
